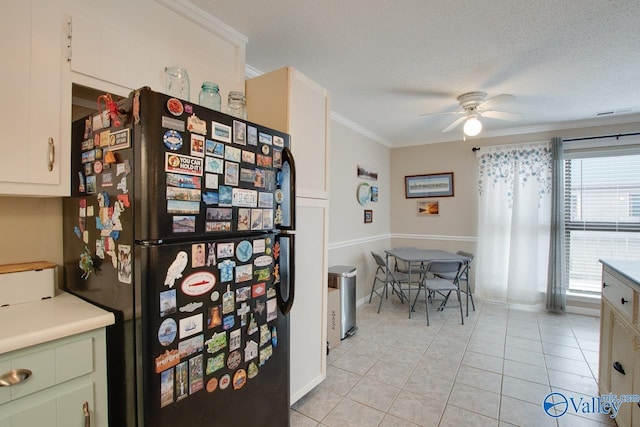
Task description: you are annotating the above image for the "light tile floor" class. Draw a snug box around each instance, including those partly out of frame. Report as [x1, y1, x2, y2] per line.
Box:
[290, 291, 617, 427]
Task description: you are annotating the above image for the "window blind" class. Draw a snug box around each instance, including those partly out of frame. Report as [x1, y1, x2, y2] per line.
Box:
[564, 147, 640, 293]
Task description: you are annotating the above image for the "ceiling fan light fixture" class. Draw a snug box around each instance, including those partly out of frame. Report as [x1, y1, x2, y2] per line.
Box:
[463, 116, 482, 136]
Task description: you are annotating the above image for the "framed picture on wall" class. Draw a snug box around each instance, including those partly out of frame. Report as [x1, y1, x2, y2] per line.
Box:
[370, 186, 378, 202]
[405, 172, 454, 198]
[418, 201, 439, 216]
[364, 209, 373, 223]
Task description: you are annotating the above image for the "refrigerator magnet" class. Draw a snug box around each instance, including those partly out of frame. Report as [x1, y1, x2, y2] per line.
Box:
[188, 355, 204, 394]
[223, 315, 235, 330]
[233, 120, 246, 145]
[175, 361, 189, 402]
[155, 349, 180, 373]
[205, 331, 227, 354]
[224, 145, 241, 162]
[205, 157, 223, 174]
[241, 150, 255, 164]
[235, 286, 251, 302]
[190, 134, 205, 157]
[206, 242, 216, 267]
[222, 284, 234, 314]
[109, 128, 130, 151]
[207, 305, 222, 328]
[178, 313, 203, 339]
[247, 126, 258, 145]
[237, 302, 250, 327]
[247, 362, 258, 379]
[229, 328, 241, 351]
[166, 98, 184, 116]
[247, 315, 258, 336]
[256, 154, 272, 167]
[179, 302, 203, 314]
[164, 251, 188, 288]
[161, 116, 185, 132]
[258, 132, 272, 145]
[218, 260, 235, 283]
[180, 272, 216, 297]
[206, 377, 218, 393]
[165, 153, 204, 176]
[236, 240, 253, 262]
[212, 121, 231, 143]
[207, 353, 225, 374]
[259, 345, 273, 367]
[172, 215, 196, 233]
[178, 335, 204, 360]
[219, 374, 231, 390]
[163, 130, 183, 150]
[192, 243, 206, 267]
[232, 369, 247, 390]
[273, 135, 284, 148]
[158, 318, 177, 346]
[187, 114, 207, 135]
[217, 243, 234, 258]
[227, 350, 242, 370]
[160, 370, 174, 408]
[259, 324, 271, 346]
[245, 341, 258, 362]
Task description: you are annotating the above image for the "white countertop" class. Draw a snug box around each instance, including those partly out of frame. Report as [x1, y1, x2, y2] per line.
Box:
[600, 259, 640, 287]
[0, 291, 114, 355]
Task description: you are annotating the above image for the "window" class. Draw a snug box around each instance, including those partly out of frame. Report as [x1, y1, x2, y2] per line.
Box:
[564, 145, 640, 293]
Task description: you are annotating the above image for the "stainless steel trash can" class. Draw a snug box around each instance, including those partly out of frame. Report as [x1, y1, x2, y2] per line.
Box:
[328, 266, 357, 339]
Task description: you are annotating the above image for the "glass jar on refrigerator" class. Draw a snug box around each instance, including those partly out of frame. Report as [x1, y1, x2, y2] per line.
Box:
[227, 91, 247, 119]
[199, 82, 222, 111]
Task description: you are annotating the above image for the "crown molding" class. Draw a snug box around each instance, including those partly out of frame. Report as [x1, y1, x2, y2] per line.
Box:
[330, 111, 392, 147]
[155, 0, 248, 47]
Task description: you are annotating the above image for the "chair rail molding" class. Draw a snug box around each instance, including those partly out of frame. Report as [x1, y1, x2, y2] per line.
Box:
[328, 234, 391, 250]
[392, 233, 478, 243]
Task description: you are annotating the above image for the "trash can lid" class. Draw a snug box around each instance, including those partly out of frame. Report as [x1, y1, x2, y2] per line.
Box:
[328, 265, 357, 277]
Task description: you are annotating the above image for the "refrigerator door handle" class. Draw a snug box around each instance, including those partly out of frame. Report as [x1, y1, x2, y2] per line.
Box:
[278, 146, 296, 231]
[276, 233, 295, 315]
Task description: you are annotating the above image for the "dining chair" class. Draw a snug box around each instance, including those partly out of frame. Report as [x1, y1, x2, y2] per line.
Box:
[369, 252, 410, 313]
[414, 260, 464, 326]
[433, 250, 475, 316]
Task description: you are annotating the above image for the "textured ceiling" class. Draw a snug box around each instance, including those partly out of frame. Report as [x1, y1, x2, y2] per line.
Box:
[189, 0, 640, 147]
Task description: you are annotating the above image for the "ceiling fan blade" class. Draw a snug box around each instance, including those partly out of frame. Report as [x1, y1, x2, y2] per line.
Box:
[480, 110, 521, 121]
[478, 94, 514, 109]
[441, 115, 468, 133]
[419, 110, 463, 117]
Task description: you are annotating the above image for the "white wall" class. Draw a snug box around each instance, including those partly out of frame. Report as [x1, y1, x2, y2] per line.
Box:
[327, 120, 391, 303]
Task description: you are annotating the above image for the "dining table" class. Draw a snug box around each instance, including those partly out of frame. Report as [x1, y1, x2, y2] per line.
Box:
[384, 248, 471, 319]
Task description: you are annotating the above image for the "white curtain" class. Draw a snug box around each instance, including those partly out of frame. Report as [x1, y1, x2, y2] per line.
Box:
[476, 141, 552, 307]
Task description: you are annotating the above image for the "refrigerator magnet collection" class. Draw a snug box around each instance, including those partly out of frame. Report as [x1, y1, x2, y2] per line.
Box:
[65, 87, 294, 425]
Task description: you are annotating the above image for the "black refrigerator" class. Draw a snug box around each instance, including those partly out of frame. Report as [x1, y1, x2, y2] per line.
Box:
[62, 87, 295, 426]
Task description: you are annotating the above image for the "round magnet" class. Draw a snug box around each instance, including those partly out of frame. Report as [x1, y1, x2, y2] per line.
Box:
[261, 145, 270, 155]
[206, 377, 218, 393]
[167, 98, 184, 116]
[219, 373, 231, 390]
[93, 161, 103, 174]
[236, 240, 253, 263]
[163, 130, 183, 150]
[158, 318, 177, 346]
[227, 350, 242, 370]
[211, 290, 220, 302]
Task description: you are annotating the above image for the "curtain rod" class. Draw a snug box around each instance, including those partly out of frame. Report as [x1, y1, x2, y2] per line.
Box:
[472, 132, 640, 151]
[563, 132, 640, 142]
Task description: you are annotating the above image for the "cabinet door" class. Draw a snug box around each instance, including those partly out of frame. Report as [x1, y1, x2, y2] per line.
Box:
[11, 399, 56, 427]
[599, 301, 613, 393]
[290, 198, 329, 404]
[289, 71, 330, 199]
[611, 318, 634, 427]
[57, 383, 94, 427]
[0, 0, 64, 194]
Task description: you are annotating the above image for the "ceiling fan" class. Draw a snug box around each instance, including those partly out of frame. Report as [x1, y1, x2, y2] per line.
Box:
[421, 91, 520, 136]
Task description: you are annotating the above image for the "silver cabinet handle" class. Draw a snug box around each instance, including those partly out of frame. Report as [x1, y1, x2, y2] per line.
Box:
[48, 137, 55, 171]
[0, 369, 32, 386]
[83, 401, 91, 427]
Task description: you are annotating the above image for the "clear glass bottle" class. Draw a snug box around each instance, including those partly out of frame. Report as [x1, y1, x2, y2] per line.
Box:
[164, 66, 190, 101]
[227, 91, 247, 120]
[199, 82, 221, 111]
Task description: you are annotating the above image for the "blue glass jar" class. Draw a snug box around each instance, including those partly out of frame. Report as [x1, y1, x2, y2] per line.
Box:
[199, 82, 221, 111]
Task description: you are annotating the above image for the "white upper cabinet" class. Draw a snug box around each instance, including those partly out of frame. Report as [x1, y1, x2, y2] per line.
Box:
[0, 0, 248, 197]
[246, 67, 330, 199]
[0, 0, 66, 196]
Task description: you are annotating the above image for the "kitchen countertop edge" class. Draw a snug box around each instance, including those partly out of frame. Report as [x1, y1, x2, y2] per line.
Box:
[0, 291, 115, 355]
[600, 258, 640, 287]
